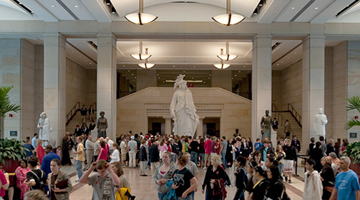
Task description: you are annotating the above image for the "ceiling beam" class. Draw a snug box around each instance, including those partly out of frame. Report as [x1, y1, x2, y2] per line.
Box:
[80, 0, 111, 22]
[257, 0, 291, 23]
[311, 0, 354, 24]
[20, 0, 58, 22]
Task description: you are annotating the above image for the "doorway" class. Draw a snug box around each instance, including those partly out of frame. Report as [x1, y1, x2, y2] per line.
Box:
[203, 117, 220, 137]
[148, 117, 165, 135]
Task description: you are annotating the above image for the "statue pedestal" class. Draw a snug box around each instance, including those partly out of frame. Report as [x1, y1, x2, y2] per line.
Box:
[271, 130, 277, 147]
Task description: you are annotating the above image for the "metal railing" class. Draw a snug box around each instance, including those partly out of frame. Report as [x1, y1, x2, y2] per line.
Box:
[272, 103, 294, 135]
[288, 103, 302, 128]
[66, 102, 80, 126]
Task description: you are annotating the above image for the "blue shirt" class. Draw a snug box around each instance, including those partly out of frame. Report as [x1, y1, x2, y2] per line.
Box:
[32, 137, 38, 149]
[23, 143, 34, 157]
[254, 142, 263, 151]
[263, 147, 268, 162]
[335, 169, 360, 200]
[40, 152, 60, 176]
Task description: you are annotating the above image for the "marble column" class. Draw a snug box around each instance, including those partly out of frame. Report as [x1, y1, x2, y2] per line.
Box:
[43, 33, 66, 146]
[302, 35, 325, 146]
[196, 118, 204, 137]
[97, 34, 117, 140]
[164, 117, 172, 135]
[251, 34, 272, 141]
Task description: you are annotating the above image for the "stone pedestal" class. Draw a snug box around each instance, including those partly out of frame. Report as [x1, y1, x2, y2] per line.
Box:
[302, 35, 325, 145]
[164, 117, 172, 135]
[251, 34, 272, 141]
[271, 130, 277, 147]
[196, 118, 204, 137]
[43, 33, 66, 146]
[97, 34, 117, 140]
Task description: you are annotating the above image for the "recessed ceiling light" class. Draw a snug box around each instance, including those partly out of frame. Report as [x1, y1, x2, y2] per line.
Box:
[239, 71, 241, 73]
[183, 71, 185, 73]
[135, 77, 136, 79]
[158, 77, 160, 79]
[235, 74, 237, 76]
[89, 63, 91, 64]
[243, 66, 246, 68]
[193, 66, 196, 68]
[157, 74, 159, 76]
[204, 81, 206, 83]
[277, 64, 279, 65]
[123, 65, 125, 67]
[131, 74, 133, 76]
[208, 77, 210, 79]
[50, 5, 55, 8]
[74, 5, 78, 8]
[173, 65, 175, 68]
[287, 57, 290, 59]
[294, 52, 297, 54]
[315, 7, 318, 10]
[281, 61, 283, 63]
[209, 74, 211, 76]
[192, 77, 194, 79]
[291, 7, 295, 10]
[232, 78, 234, 79]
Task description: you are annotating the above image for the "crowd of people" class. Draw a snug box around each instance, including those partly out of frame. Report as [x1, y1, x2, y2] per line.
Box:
[1, 127, 360, 200]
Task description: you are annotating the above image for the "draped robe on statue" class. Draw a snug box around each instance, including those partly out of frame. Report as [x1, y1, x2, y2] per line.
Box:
[170, 87, 199, 137]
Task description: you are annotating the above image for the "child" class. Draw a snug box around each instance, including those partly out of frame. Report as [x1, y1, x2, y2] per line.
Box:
[254, 138, 263, 151]
[79, 160, 120, 200]
[139, 140, 148, 176]
[56, 146, 61, 157]
[233, 155, 247, 200]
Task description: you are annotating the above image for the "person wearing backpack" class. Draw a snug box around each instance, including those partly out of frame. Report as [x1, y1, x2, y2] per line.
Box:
[24, 156, 47, 193]
[233, 155, 247, 200]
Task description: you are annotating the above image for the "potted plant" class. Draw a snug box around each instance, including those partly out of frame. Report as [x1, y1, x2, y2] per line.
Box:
[0, 138, 27, 172]
[0, 85, 21, 139]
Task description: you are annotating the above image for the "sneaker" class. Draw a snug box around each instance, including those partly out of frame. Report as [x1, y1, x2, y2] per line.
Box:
[140, 174, 148, 176]
[288, 180, 291, 183]
[203, 167, 207, 170]
[75, 179, 79, 182]
[285, 176, 288, 182]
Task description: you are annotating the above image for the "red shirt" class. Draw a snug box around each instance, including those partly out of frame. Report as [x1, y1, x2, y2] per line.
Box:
[0, 170, 7, 197]
[36, 145, 45, 164]
[204, 140, 212, 154]
[97, 147, 108, 161]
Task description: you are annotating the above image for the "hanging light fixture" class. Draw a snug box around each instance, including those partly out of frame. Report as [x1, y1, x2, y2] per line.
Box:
[212, 0, 245, 26]
[130, 42, 152, 60]
[125, 0, 158, 25]
[214, 59, 230, 69]
[138, 61, 155, 69]
[217, 42, 238, 61]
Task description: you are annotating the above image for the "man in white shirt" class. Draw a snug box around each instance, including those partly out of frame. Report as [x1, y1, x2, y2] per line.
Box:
[85, 135, 95, 170]
[106, 137, 114, 154]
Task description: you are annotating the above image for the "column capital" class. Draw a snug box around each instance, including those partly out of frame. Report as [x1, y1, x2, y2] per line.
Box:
[252, 34, 272, 48]
[96, 33, 116, 47]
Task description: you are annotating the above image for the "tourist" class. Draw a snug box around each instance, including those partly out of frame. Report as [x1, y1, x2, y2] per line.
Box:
[172, 138, 181, 163]
[189, 138, 200, 166]
[328, 152, 340, 176]
[233, 155, 247, 200]
[275, 145, 285, 176]
[310, 142, 324, 172]
[24, 137, 34, 157]
[202, 154, 230, 200]
[80, 160, 120, 200]
[48, 159, 73, 200]
[250, 166, 269, 200]
[291, 135, 301, 152]
[264, 157, 278, 169]
[204, 135, 212, 169]
[85, 135, 94, 169]
[153, 151, 176, 200]
[259, 140, 275, 163]
[158, 138, 168, 159]
[265, 165, 286, 200]
[171, 155, 198, 200]
[93, 138, 101, 163]
[247, 137, 253, 153]
[15, 159, 31, 199]
[36, 139, 45, 164]
[97, 140, 109, 161]
[319, 136, 327, 156]
[254, 138, 263, 152]
[110, 143, 120, 164]
[73, 136, 85, 181]
[282, 139, 297, 183]
[307, 137, 316, 155]
[120, 137, 128, 167]
[240, 137, 250, 158]
[320, 157, 335, 200]
[149, 139, 160, 175]
[111, 162, 130, 189]
[303, 159, 323, 200]
[329, 156, 360, 200]
[41, 145, 60, 176]
[284, 119, 291, 138]
[61, 134, 72, 166]
[227, 139, 236, 186]
[31, 133, 39, 149]
[184, 152, 199, 200]
[25, 156, 47, 192]
[139, 139, 148, 176]
[198, 138, 205, 169]
[220, 136, 228, 168]
[128, 136, 137, 168]
[24, 190, 47, 200]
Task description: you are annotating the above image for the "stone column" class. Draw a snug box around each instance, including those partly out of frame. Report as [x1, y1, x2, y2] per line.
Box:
[97, 34, 117, 140]
[43, 33, 66, 146]
[251, 34, 272, 141]
[302, 35, 325, 146]
[164, 117, 172, 135]
[197, 118, 204, 137]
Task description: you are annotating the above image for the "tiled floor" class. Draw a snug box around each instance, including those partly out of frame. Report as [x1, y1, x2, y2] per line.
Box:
[65, 163, 305, 200]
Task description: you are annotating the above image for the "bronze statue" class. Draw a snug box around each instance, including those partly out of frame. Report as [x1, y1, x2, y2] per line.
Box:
[260, 110, 273, 141]
[97, 111, 108, 138]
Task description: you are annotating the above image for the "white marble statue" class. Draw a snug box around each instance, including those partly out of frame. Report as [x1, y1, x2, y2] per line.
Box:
[37, 112, 51, 141]
[170, 74, 199, 137]
[314, 108, 328, 138]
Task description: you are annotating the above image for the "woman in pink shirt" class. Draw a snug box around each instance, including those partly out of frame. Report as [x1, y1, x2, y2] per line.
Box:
[97, 140, 108, 161]
[158, 138, 168, 159]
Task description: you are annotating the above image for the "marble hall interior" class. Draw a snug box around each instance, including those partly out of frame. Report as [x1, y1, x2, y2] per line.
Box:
[1, 0, 360, 199]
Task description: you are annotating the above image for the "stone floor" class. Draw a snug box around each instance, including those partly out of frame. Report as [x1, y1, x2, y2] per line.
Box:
[63, 162, 305, 200]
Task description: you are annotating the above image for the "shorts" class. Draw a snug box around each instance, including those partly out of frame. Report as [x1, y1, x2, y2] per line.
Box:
[121, 154, 126, 161]
[283, 160, 294, 173]
[204, 153, 211, 162]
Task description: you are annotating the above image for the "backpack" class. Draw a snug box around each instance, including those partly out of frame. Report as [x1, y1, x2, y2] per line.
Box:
[29, 170, 46, 193]
[172, 143, 180, 155]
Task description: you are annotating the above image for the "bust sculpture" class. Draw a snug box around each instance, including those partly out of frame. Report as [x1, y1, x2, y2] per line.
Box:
[314, 108, 328, 138]
[37, 112, 51, 141]
[260, 110, 273, 141]
[170, 74, 199, 137]
[97, 111, 108, 138]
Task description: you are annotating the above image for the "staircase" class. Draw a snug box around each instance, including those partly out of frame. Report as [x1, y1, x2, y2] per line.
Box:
[66, 113, 83, 133]
[272, 103, 303, 147]
[65, 102, 97, 133]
